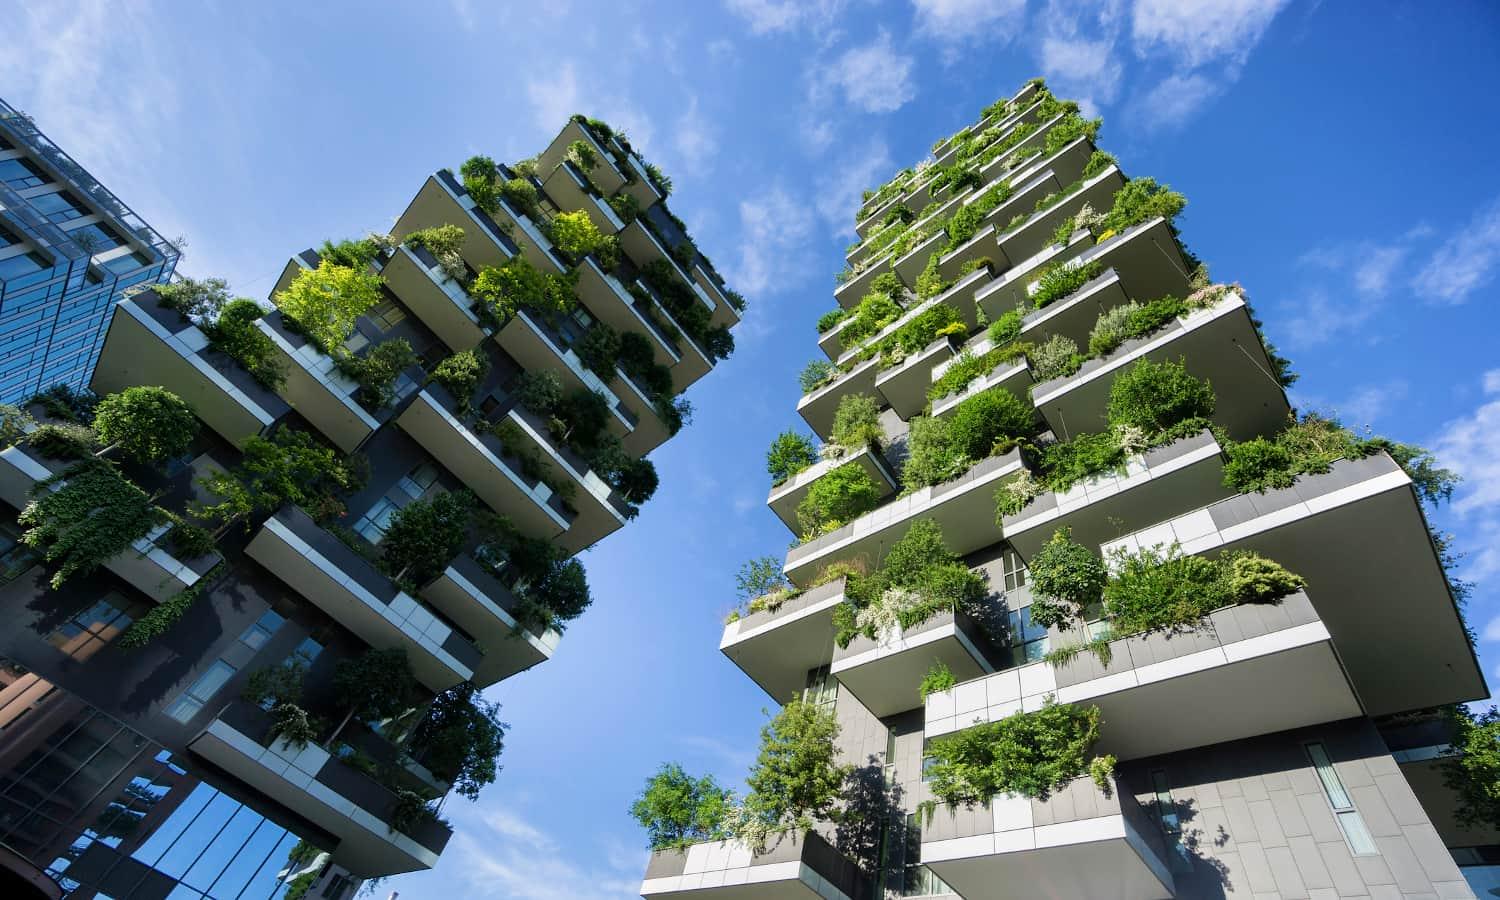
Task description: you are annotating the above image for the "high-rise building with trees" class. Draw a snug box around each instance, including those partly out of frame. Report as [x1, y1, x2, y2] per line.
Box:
[633, 78, 1497, 899]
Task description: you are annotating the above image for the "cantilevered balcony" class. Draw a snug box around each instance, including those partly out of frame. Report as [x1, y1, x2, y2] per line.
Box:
[574, 258, 695, 382]
[495, 307, 634, 440]
[245, 506, 482, 691]
[767, 445, 899, 534]
[380, 244, 487, 353]
[1030, 291, 1290, 442]
[1100, 453, 1485, 717]
[796, 356, 878, 441]
[618, 220, 717, 318]
[1015, 267, 1131, 351]
[833, 253, 893, 309]
[0, 443, 220, 602]
[926, 592, 1356, 761]
[189, 700, 450, 877]
[541, 160, 627, 234]
[832, 607, 997, 717]
[393, 172, 521, 271]
[614, 144, 665, 210]
[537, 119, 628, 197]
[920, 774, 1175, 900]
[629, 274, 714, 390]
[1001, 430, 1230, 560]
[640, 831, 868, 900]
[421, 553, 560, 687]
[928, 345, 1032, 422]
[721, 578, 849, 702]
[90, 291, 289, 447]
[785, 448, 1026, 587]
[612, 366, 672, 457]
[395, 386, 573, 542]
[876, 334, 961, 418]
[974, 110, 1073, 185]
[507, 404, 631, 554]
[489, 197, 570, 275]
[975, 217, 1191, 325]
[692, 262, 741, 329]
[833, 264, 995, 369]
[991, 164, 1126, 273]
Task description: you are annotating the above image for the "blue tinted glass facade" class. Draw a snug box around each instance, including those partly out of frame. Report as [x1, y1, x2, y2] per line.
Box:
[0, 98, 179, 404]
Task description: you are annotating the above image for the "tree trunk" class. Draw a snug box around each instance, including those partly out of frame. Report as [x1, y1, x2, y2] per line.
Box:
[94, 442, 119, 459]
[324, 706, 356, 749]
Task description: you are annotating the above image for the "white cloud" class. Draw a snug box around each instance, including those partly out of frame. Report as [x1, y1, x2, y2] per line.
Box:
[446, 808, 640, 900]
[1432, 368, 1500, 519]
[724, 0, 849, 36]
[671, 97, 718, 179]
[1132, 0, 1292, 68]
[1039, 35, 1124, 111]
[1278, 287, 1380, 350]
[1352, 246, 1408, 297]
[1294, 381, 1408, 429]
[1483, 615, 1500, 643]
[525, 62, 582, 134]
[812, 31, 917, 114]
[911, 0, 1026, 40]
[727, 187, 817, 301]
[1412, 197, 1500, 305]
[1135, 71, 1221, 129]
[814, 138, 893, 234]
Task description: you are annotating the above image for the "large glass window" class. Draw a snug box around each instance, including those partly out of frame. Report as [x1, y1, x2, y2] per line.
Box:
[367, 299, 406, 331]
[803, 665, 836, 710]
[1006, 604, 1049, 665]
[27, 190, 88, 222]
[397, 462, 440, 499]
[0, 157, 48, 189]
[0, 251, 47, 280]
[1150, 769, 1194, 872]
[164, 661, 237, 724]
[102, 250, 150, 275]
[353, 497, 399, 543]
[66, 221, 125, 253]
[238, 609, 285, 651]
[0, 225, 18, 248]
[1304, 742, 1379, 855]
[0, 523, 37, 584]
[46, 592, 136, 659]
[900, 814, 951, 896]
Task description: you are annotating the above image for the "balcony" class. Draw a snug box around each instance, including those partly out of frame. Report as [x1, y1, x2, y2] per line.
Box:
[0, 444, 220, 602]
[1100, 453, 1485, 717]
[495, 307, 634, 440]
[189, 700, 450, 877]
[537, 119, 627, 197]
[618, 220, 717, 319]
[540, 160, 626, 234]
[395, 386, 573, 542]
[506, 403, 630, 554]
[1030, 291, 1291, 442]
[928, 347, 1031, 422]
[612, 366, 671, 456]
[489, 198, 570, 275]
[615, 145, 664, 210]
[767, 445, 899, 534]
[392, 172, 521, 272]
[925, 592, 1357, 760]
[421, 553, 560, 687]
[640, 830, 868, 900]
[574, 257, 685, 371]
[380, 244, 488, 353]
[245, 505, 481, 691]
[975, 217, 1191, 326]
[1000, 430, 1229, 561]
[795, 356, 877, 441]
[974, 109, 1071, 185]
[920, 774, 1175, 900]
[785, 448, 1025, 587]
[90, 292, 289, 447]
[876, 335, 960, 419]
[833, 265, 995, 370]
[992, 164, 1125, 273]
[721, 579, 849, 702]
[832, 606, 997, 717]
[847, 190, 963, 272]
[833, 253, 893, 309]
[1015, 266, 1131, 351]
[692, 263, 741, 329]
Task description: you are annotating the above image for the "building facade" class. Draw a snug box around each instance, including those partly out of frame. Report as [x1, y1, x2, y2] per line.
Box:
[639, 79, 1494, 898]
[0, 99, 180, 404]
[0, 116, 740, 898]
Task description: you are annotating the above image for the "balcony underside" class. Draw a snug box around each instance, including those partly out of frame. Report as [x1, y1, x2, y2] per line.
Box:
[257, 318, 376, 454]
[796, 358, 877, 441]
[930, 359, 1031, 421]
[1017, 267, 1131, 350]
[541, 163, 620, 234]
[720, 581, 848, 703]
[927, 822, 1173, 900]
[993, 166, 1126, 272]
[876, 337, 957, 418]
[538, 120, 625, 196]
[381, 248, 486, 353]
[832, 611, 993, 718]
[495, 310, 630, 439]
[392, 175, 515, 272]
[641, 832, 866, 900]
[575, 261, 680, 370]
[422, 557, 558, 687]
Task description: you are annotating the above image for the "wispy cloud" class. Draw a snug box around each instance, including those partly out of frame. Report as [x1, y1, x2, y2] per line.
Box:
[810, 31, 917, 114]
[671, 96, 719, 179]
[724, 0, 851, 37]
[1412, 196, 1500, 305]
[446, 807, 641, 900]
[814, 137, 893, 234]
[1130, 0, 1291, 67]
[1431, 368, 1500, 582]
[1134, 71, 1220, 129]
[525, 61, 583, 133]
[1292, 380, 1408, 429]
[726, 186, 817, 303]
[911, 0, 1026, 41]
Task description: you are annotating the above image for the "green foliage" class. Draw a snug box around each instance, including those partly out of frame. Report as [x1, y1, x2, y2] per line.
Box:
[830, 393, 883, 451]
[835, 519, 988, 645]
[271, 702, 320, 749]
[116, 563, 221, 649]
[797, 462, 880, 538]
[840, 289, 903, 346]
[0, 404, 32, 449]
[988, 308, 1023, 347]
[1099, 177, 1186, 234]
[381, 490, 475, 588]
[476, 513, 594, 631]
[409, 681, 508, 801]
[1028, 528, 1107, 628]
[736, 555, 790, 602]
[945, 204, 986, 251]
[1227, 553, 1307, 604]
[404, 224, 468, 282]
[334, 647, 418, 729]
[1086, 295, 1190, 357]
[460, 155, 502, 213]
[499, 177, 541, 220]
[546, 209, 608, 261]
[1042, 113, 1102, 155]
[1104, 544, 1303, 636]
[927, 342, 1031, 403]
[204, 299, 285, 390]
[94, 387, 198, 463]
[766, 430, 818, 485]
[156, 276, 230, 322]
[196, 428, 359, 525]
[799, 359, 836, 395]
[1028, 333, 1084, 382]
[1107, 358, 1215, 433]
[513, 370, 563, 416]
[565, 138, 597, 171]
[241, 660, 306, 707]
[574, 323, 621, 378]
[340, 339, 416, 409]
[317, 236, 385, 270]
[915, 253, 950, 300]
[471, 257, 576, 327]
[850, 302, 963, 368]
[630, 763, 732, 850]
[29, 383, 97, 424]
[165, 520, 215, 558]
[1090, 754, 1117, 793]
[919, 661, 956, 701]
[1030, 259, 1103, 309]
[388, 789, 441, 837]
[28, 423, 97, 459]
[902, 415, 970, 491]
[1444, 706, 1500, 830]
[815, 307, 850, 334]
[429, 349, 489, 409]
[274, 262, 384, 353]
[1083, 150, 1118, 179]
[20, 461, 165, 589]
[644, 161, 673, 197]
[946, 386, 1033, 459]
[737, 697, 851, 848]
[925, 700, 1102, 805]
[607, 191, 641, 225]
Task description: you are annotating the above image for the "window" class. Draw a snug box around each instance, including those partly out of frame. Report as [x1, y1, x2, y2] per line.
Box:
[900, 815, 951, 896]
[291, 636, 324, 667]
[339, 330, 370, 358]
[556, 305, 598, 348]
[28, 191, 88, 222]
[238, 609, 285, 651]
[102, 251, 149, 275]
[1150, 769, 1194, 872]
[353, 497, 399, 543]
[164, 660, 237, 723]
[803, 665, 836, 710]
[0, 157, 48, 189]
[0, 524, 37, 584]
[0, 225, 17, 248]
[323, 873, 355, 899]
[367, 299, 406, 331]
[66, 222, 125, 253]
[397, 462, 440, 499]
[47, 593, 136, 658]
[1006, 604, 1049, 665]
[0, 251, 47, 280]
[1305, 742, 1379, 855]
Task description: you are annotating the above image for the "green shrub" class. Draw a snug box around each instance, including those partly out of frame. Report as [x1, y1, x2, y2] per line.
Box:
[429, 349, 490, 410]
[271, 702, 320, 749]
[380, 490, 475, 588]
[274, 262, 383, 353]
[924, 699, 1102, 805]
[1227, 552, 1307, 604]
[928, 343, 1032, 403]
[499, 177, 540, 219]
[816, 307, 851, 334]
[94, 387, 199, 464]
[1027, 528, 1106, 628]
[565, 138, 597, 171]
[988, 309, 1024, 347]
[166, 520, 216, 559]
[796, 462, 880, 538]
[919, 661, 956, 701]
[1099, 177, 1186, 234]
[946, 387, 1033, 460]
[1035, 430, 1127, 491]
[1220, 414, 1399, 495]
[1031, 259, 1103, 309]
[546, 210, 607, 261]
[574, 322, 621, 377]
[766, 430, 819, 484]
[1106, 358, 1215, 434]
[1086, 295, 1189, 357]
[915, 254, 950, 300]
[945, 205, 985, 250]
[28, 422, 98, 460]
[1082, 150, 1118, 179]
[840, 289, 903, 346]
[340, 339, 417, 409]
[902, 416, 968, 491]
[1443, 706, 1500, 830]
[156, 276, 230, 322]
[461, 155, 502, 213]
[195, 428, 360, 525]
[1090, 754, 1117, 793]
[1029, 334, 1084, 381]
[205, 299, 285, 390]
[471, 256, 576, 326]
[830, 393, 883, 451]
[403, 224, 467, 282]
[1043, 113, 1102, 155]
[116, 563, 221, 649]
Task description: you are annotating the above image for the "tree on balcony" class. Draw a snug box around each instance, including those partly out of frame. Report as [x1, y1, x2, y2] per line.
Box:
[765, 430, 818, 486]
[93, 386, 199, 464]
[630, 763, 732, 851]
[729, 697, 852, 853]
[338, 338, 417, 410]
[326, 648, 418, 748]
[923, 699, 1103, 812]
[408, 681, 507, 801]
[471, 256, 575, 329]
[380, 490, 475, 589]
[196, 428, 363, 527]
[274, 260, 383, 354]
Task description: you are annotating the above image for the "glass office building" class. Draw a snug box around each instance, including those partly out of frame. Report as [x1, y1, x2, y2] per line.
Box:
[0, 99, 179, 403]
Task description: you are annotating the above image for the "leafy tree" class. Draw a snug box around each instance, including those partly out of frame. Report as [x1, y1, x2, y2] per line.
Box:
[403, 224, 467, 282]
[546, 210, 607, 260]
[274, 262, 383, 353]
[736, 556, 789, 602]
[460, 155, 501, 213]
[1099, 177, 1187, 234]
[613, 456, 659, 508]
[630, 763, 731, 850]
[574, 322, 621, 377]
[0, 404, 35, 449]
[204, 298, 285, 390]
[1106, 357, 1215, 434]
[1444, 705, 1500, 831]
[381, 490, 475, 587]
[93, 387, 199, 463]
[736, 697, 851, 848]
[241, 660, 307, 708]
[1027, 528, 1106, 629]
[765, 430, 818, 484]
[945, 387, 1033, 460]
[512, 370, 563, 416]
[830, 393, 883, 451]
[340, 339, 417, 409]
[196, 428, 360, 525]
[327, 648, 417, 746]
[409, 681, 508, 801]
[798, 359, 836, 394]
[471, 257, 576, 326]
[429, 349, 490, 410]
[155, 276, 230, 322]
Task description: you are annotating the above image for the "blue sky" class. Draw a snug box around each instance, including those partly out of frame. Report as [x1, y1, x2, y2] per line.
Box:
[4, 1, 1500, 896]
